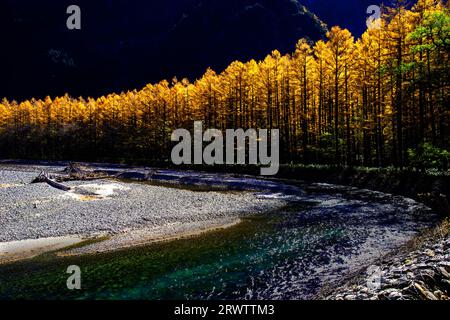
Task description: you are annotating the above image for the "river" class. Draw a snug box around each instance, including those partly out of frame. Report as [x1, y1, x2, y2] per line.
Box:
[0, 166, 439, 299]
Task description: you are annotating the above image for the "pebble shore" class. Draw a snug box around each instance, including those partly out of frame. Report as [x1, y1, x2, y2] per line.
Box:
[326, 222, 450, 300]
[0, 165, 285, 256]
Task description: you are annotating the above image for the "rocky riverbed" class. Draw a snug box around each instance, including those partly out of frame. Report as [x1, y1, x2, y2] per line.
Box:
[325, 221, 450, 300]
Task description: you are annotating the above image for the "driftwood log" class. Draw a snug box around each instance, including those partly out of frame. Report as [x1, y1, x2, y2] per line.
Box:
[64, 162, 84, 176]
[32, 171, 71, 191]
[31, 163, 158, 192]
[31, 163, 111, 191]
[57, 163, 109, 182]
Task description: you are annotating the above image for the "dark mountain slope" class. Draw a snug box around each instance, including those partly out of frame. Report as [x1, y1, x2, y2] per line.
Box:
[0, 0, 326, 100]
[301, 0, 400, 37]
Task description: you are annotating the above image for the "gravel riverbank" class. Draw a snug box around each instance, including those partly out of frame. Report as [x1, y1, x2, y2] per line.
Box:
[0, 164, 286, 261]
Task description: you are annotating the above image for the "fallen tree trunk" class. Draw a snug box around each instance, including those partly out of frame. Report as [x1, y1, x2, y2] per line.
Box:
[58, 163, 110, 181]
[54, 174, 110, 183]
[32, 164, 110, 187]
[32, 171, 71, 191]
[45, 174, 71, 191]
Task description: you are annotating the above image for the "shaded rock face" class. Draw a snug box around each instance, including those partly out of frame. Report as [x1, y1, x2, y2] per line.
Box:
[0, 0, 326, 100]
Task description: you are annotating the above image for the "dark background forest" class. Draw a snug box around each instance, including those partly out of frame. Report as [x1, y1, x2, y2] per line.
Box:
[0, 0, 448, 170]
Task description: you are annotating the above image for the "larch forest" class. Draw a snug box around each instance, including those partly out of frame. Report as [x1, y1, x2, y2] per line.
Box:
[0, 0, 448, 169]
